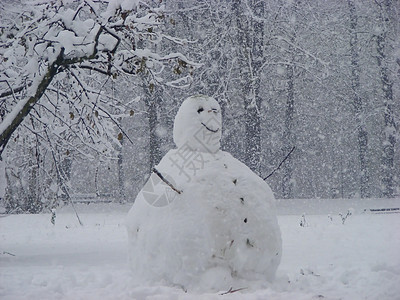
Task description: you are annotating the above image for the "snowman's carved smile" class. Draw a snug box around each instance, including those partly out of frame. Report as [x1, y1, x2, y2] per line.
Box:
[198, 106, 220, 133]
[201, 122, 220, 133]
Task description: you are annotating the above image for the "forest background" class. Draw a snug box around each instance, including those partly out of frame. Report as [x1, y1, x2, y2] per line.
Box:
[0, 0, 399, 213]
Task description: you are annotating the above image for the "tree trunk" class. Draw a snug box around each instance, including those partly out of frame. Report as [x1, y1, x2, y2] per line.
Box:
[281, 3, 298, 199]
[27, 158, 42, 213]
[376, 34, 396, 197]
[348, 0, 370, 198]
[282, 58, 295, 199]
[234, 0, 263, 174]
[117, 138, 125, 202]
[375, 0, 396, 198]
[247, 0, 264, 175]
[144, 86, 162, 174]
[59, 156, 72, 203]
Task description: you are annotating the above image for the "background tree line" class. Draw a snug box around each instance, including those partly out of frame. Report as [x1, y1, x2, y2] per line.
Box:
[1, 0, 399, 213]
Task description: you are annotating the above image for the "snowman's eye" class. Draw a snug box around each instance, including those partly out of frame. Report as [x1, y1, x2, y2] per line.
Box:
[197, 107, 204, 114]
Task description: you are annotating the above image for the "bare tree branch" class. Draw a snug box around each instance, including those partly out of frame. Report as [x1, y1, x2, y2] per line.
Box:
[0, 82, 30, 99]
[152, 167, 182, 194]
[0, 24, 106, 158]
[263, 146, 296, 181]
[0, 48, 66, 158]
[44, 128, 83, 226]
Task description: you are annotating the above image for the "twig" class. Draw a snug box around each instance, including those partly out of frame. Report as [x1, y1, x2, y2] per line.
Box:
[73, 64, 112, 76]
[339, 209, 352, 224]
[152, 167, 182, 194]
[95, 105, 135, 145]
[0, 80, 21, 100]
[44, 129, 83, 226]
[220, 287, 248, 295]
[263, 146, 296, 180]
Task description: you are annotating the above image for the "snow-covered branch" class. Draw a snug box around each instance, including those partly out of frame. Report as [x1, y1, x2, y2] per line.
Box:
[0, 0, 196, 159]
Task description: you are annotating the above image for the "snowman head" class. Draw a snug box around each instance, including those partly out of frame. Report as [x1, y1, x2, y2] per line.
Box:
[173, 95, 222, 153]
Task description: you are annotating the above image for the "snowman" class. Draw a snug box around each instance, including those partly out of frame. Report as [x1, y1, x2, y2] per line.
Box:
[126, 95, 282, 292]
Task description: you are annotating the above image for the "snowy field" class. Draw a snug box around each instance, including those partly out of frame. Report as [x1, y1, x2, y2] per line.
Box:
[1, 198, 399, 300]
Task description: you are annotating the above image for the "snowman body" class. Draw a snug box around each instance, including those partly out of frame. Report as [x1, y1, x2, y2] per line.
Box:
[126, 96, 282, 291]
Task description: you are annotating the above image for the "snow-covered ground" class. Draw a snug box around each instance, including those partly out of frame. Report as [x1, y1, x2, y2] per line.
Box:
[1, 199, 399, 300]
